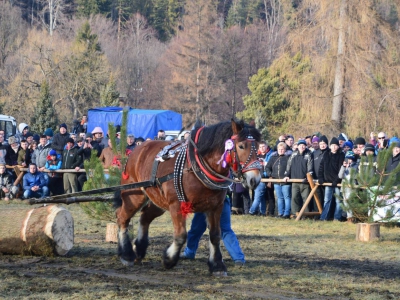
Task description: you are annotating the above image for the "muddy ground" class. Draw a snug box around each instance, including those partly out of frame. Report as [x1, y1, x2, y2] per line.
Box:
[1, 202, 400, 299]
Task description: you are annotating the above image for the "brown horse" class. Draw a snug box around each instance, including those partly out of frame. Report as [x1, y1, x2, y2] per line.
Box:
[115, 119, 262, 275]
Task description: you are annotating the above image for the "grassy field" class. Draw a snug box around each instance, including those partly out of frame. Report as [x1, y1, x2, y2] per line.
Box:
[0, 200, 399, 300]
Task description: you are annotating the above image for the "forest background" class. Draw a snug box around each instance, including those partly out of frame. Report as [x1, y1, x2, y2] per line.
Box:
[0, 0, 400, 141]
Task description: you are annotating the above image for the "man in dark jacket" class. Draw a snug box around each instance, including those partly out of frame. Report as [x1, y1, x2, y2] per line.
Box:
[283, 139, 313, 216]
[312, 135, 329, 212]
[52, 123, 70, 155]
[318, 137, 345, 221]
[385, 137, 400, 184]
[62, 138, 82, 194]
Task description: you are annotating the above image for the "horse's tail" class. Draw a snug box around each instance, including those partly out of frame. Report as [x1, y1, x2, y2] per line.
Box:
[114, 191, 122, 208]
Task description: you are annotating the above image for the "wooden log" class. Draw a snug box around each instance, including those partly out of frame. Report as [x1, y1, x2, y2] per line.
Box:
[0, 205, 74, 256]
[356, 223, 380, 242]
[105, 223, 118, 243]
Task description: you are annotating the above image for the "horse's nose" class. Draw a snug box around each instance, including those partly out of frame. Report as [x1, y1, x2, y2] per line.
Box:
[249, 177, 258, 190]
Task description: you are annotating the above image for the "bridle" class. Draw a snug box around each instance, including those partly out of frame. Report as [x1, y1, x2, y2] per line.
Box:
[229, 133, 262, 181]
[190, 126, 262, 184]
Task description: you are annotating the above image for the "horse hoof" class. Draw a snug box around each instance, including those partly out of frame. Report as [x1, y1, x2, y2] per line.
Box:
[212, 271, 228, 277]
[120, 257, 134, 267]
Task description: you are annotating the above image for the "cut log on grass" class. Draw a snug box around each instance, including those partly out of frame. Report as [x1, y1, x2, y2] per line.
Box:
[0, 205, 74, 256]
[356, 223, 380, 242]
[105, 223, 118, 243]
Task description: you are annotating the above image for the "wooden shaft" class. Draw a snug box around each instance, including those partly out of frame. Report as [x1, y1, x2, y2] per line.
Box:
[296, 185, 319, 221]
[13, 171, 25, 186]
[307, 173, 323, 213]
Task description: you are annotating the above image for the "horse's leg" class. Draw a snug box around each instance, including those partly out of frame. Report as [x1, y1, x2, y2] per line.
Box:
[162, 202, 187, 269]
[116, 191, 147, 266]
[133, 202, 165, 262]
[206, 205, 227, 276]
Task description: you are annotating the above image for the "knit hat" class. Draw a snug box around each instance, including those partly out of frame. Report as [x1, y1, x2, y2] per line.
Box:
[389, 137, 400, 147]
[18, 123, 29, 133]
[338, 133, 348, 141]
[364, 143, 375, 152]
[33, 134, 40, 143]
[44, 128, 54, 137]
[354, 137, 366, 146]
[297, 139, 307, 146]
[330, 137, 340, 146]
[343, 141, 354, 149]
[91, 126, 104, 134]
[67, 138, 75, 144]
[319, 135, 328, 145]
[345, 151, 355, 160]
[136, 137, 145, 143]
[26, 132, 33, 138]
[76, 137, 84, 142]
[8, 136, 16, 145]
[59, 123, 67, 130]
[311, 136, 320, 143]
[49, 149, 57, 156]
[85, 133, 93, 139]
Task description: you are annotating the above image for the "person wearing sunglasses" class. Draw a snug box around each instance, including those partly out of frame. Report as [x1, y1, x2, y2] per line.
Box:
[371, 132, 388, 152]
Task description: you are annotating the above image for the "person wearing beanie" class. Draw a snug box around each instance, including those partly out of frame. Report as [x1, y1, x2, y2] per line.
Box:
[343, 141, 353, 153]
[319, 136, 345, 221]
[338, 133, 348, 148]
[52, 123, 70, 155]
[385, 137, 400, 178]
[353, 137, 366, 158]
[45, 147, 63, 196]
[283, 138, 314, 216]
[311, 136, 320, 152]
[32, 134, 40, 143]
[62, 136, 82, 194]
[338, 150, 359, 223]
[32, 134, 52, 172]
[311, 134, 329, 212]
[364, 143, 376, 155]
[16, 122, 32, 144]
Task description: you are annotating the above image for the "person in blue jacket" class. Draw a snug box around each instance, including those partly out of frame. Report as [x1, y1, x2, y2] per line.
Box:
[22, 163, 49, 199]
[181, 195, 245, 266]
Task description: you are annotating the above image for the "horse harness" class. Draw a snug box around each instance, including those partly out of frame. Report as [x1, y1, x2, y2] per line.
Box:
[147, 126, 261, 203]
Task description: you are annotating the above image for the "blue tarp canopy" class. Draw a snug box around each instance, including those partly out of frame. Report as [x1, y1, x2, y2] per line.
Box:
[87, 107, 182, 139]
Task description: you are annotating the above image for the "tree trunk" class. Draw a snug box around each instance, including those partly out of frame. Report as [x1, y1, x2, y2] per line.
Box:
[0, 205, 74, 256]
[331, 0, 347, 126]
[356, 223, 380, 242]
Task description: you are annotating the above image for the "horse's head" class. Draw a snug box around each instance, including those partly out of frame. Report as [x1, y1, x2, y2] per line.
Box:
[230, 119, 262, 190]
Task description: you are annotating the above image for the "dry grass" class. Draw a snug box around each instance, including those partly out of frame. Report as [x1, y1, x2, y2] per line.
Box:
[0, 200, 400, 299]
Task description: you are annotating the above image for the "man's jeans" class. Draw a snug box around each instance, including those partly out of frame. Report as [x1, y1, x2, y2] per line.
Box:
[275, 184, 291, 216]
[320, 186, 342, 220]
[249, 182, 266, 215]
[183, 197, 245, 263]
[23, 186, 49, 199]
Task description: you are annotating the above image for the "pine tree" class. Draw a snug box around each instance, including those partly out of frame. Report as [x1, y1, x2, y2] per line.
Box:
[80, 110, 129, 222]
[100, 76, 120, 107]
[30, 80, 58, 135]
[343, 145, 400, 223]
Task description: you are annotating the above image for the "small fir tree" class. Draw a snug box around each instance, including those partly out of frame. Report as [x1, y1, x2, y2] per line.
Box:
[30, 80, 58, 134]
[80, 109, 129, 222]
[100, 77, 120, 107]
[342, 145, 400, 223]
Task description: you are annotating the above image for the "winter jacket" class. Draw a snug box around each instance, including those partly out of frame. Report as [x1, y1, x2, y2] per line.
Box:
[284, 148, 314, 180]
[385, 153, 400, 183]
[62, 145, 82, 169]
[6, 145, 19, 166]
[312, 148, 328, 179]
[266, 152, 290, 182]
[318, 150, 345, 186]
[23, 171, 47, 190]
[45, 157, 62, 178]
[52, 132, 70, 154]
[0, 172, 12, 190]
[99, 147, 114, 169]
[17, 148, 27, 165]
[32, 142, 52, 168]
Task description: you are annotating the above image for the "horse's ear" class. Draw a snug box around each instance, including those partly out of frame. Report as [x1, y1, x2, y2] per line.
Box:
[231, 119, 243, 134]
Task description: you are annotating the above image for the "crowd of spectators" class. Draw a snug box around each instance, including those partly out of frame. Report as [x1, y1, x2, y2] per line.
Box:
[0, 115, 151, 201]
[231, 131, 400, 222]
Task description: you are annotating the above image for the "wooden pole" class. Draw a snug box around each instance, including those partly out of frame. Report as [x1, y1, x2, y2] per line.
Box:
[307, 173, 323, 213]
[296, 185, 319, 221]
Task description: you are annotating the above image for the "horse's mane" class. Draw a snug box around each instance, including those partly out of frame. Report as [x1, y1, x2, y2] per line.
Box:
[192, 120, 261, 156]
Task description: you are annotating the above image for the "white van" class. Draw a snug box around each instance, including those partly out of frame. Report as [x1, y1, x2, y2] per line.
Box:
[0, 114, 17, 139]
